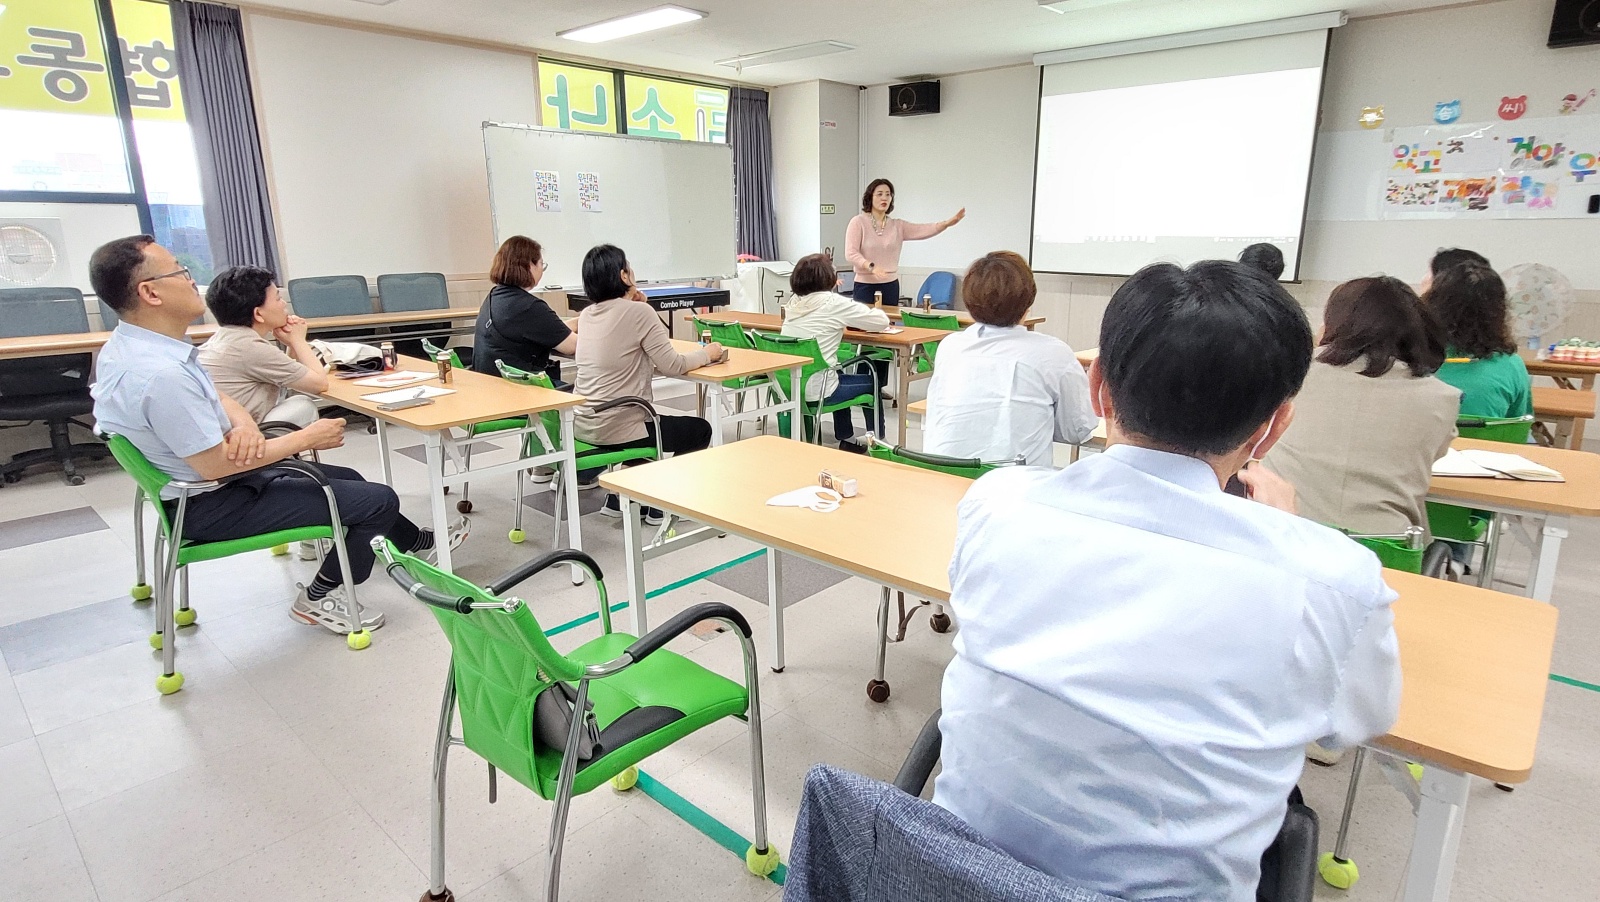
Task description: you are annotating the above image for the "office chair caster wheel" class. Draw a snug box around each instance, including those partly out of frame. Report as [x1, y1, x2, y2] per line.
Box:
[456, 499, 473, 514]
[930, 612, 951, 633]
[418, 889, 455, 902]
[866, 679, 891, 703]
[745, 844, 781, 878]
[610, 766, 639, 792]
[1317, 852, 1359, 889]
[130, 582, 153, 601]
[367, 422, 377, 435]
[270, 543, 290, 556]
[155, 672, 185, 695]
[174, 608, 197, 627]
[149, 632, 163, 650]
[508, 529, 526, 544]
[347, 629, 372, 651]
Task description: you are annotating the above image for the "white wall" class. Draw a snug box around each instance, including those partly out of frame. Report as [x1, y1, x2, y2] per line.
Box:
[769, 81, 821, 261]
[245, 13, 540, 280]
[818, 81, 860, 261]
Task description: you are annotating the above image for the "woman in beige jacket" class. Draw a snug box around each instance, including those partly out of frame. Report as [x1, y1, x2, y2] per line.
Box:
[573, 244, 726, 519]
[1264, 276, 1459, 536]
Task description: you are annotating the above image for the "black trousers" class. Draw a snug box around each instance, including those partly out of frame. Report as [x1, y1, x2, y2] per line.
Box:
[173, 463, 420, 585]
[580, 415, 713, 481]
[850, 279, 900, 393]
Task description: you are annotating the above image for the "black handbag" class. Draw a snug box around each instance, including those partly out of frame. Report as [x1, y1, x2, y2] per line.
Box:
[533, 680, 601, 761]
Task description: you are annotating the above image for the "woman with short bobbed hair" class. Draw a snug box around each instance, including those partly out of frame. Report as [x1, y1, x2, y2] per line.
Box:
[779, 252, 891, 451]
[1265, 275, 1460, 535]
[923, 251, 1096, 466]
[471, 235, 576, 388]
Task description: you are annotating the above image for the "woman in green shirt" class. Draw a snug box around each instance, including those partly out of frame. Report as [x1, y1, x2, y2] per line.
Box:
[1424, 261, 1532, 419]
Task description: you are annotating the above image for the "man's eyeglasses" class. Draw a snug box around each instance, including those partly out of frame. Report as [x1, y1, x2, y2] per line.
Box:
[139, 267, 194, 285]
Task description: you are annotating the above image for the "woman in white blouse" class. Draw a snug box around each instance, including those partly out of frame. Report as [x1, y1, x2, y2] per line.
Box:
[924, 251, 1097, 466]
[780, 253, 892, 451]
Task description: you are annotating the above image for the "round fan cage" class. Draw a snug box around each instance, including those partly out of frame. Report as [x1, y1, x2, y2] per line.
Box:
[1503, 263, 1574, 342]
[0, 224, 59, 286]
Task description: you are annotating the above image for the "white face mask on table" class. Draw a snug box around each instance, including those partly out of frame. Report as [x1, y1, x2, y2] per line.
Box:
[765, 486, 843, 513]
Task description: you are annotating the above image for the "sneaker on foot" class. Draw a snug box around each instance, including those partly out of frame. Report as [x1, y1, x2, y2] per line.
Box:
[643, 506, 666, 526]
[296, 539, 324, 561]
[577, 470, 604, 491]
[600, 493, 623, 518]
[419, 517, 471, 566]
[838, 438, 867, 455]
[1305, 742, 1344, 766]
[291, 584, 384, 632]
[529, 465, 555, 484]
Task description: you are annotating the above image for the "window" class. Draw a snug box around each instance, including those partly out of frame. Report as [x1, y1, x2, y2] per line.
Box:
[0, 0, 215, 285]
[538, 59, 728, 144]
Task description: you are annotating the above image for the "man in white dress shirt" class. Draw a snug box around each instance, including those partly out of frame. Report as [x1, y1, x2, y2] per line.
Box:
[924, 251, 1097, 466]
[934, 261, 1403, 902]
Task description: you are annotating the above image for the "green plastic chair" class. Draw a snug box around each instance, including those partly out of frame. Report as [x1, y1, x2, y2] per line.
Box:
[495, 362, 661, 550]
[691, 318, 770, 440]
[1426, 414, 1535, 586]
[897, 309, 960, 374]
[860, 433, 1024, 702]
[373, 539, 779, 902]
[422, 339, 528, 515]
[748, 332, 880, 444]
[104, 434, 368, 695]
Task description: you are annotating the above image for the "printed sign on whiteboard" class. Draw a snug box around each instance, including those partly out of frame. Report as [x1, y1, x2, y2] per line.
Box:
[534, 170, 562, 212]
[576, 171, 603, 212]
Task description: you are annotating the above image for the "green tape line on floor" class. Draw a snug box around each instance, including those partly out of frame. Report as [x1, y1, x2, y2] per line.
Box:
[542, 548, 767, 638]
[1551, 673, 1600, 694]
[636, 769, 787, 886]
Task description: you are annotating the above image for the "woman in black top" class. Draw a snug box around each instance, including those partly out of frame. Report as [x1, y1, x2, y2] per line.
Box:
[472, 236, 576, 387]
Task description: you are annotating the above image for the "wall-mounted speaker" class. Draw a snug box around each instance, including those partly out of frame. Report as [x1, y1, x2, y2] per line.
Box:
[1548, 0, 1600, 48]
[889, 80, 940, 117]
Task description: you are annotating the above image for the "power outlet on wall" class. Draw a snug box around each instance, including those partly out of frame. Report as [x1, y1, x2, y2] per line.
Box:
[820, 204, 836, 214]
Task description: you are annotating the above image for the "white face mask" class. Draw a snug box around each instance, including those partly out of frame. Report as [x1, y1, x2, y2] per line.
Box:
[1249, 411, 1279, 463]
[765, 486, 842, 513]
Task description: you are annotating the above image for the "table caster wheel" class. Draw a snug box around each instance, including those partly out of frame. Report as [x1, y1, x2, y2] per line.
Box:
[1318, 852, 1359, 889]
[930, 612, 952, 633]
[456, 499, 473, 514]
[866, 679, 891, 703]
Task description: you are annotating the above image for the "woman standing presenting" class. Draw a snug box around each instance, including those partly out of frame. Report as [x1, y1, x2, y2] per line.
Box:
[845, 178, 965, 307]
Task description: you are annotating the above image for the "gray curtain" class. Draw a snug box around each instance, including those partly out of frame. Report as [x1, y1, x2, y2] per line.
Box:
[727, 86, 779, 261]
[170, 0, 280, 273]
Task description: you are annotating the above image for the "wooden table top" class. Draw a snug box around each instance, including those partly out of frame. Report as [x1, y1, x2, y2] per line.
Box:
[602, 435, 1555, 782]
[886, 308, 1046, 328]
[667, 339, 811, 382]
[320, 355, 584, 431]
[1532, 385, 1597, 419]
[0, 308, 481, 360]
[692, 311, 954, 349]
[1379, 569, 1556, 783]
[600, 435, 969, 600]
[1522, 350, 1600, 377]
[1430, 437, 1600, 515]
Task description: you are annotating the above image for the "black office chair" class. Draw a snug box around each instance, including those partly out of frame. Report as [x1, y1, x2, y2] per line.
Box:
[894, 710, 1319, 902]
[0, 287, 109, 486]
[375, 272, 468, 366]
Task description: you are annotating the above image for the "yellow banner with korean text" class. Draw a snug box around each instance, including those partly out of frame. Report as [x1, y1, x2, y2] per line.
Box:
[622, 73, 727, 143]
[540, 60, 618, 134]
[0, 0, 185, 121]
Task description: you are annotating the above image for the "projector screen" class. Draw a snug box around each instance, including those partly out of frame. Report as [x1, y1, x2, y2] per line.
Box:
[1031, 29, 1330, 279]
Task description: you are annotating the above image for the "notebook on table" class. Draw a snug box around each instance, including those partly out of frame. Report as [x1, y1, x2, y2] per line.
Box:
[1432, 448, 1564, 482]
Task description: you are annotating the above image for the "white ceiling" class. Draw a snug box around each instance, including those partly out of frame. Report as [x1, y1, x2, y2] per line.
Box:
[241, 0, 1472, 86]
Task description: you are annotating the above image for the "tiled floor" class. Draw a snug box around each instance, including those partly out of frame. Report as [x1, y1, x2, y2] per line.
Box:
[0, 379, 1596, 902]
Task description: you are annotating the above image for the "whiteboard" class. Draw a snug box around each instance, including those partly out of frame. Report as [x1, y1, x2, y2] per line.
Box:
[482, 123, 737, 291]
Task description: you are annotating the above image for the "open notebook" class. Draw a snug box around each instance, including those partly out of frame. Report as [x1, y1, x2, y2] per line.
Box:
[1432, 448, 1564, 482]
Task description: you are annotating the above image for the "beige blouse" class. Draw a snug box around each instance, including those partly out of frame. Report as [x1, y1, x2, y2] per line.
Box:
[1264, 357, 1460, 536]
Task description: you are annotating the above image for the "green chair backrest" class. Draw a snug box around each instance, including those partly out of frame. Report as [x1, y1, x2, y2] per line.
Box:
[381, 541, 581, 791]
[104, 434, 177, 537]
[692, 318, 755, 350]
[750, 331, 829, 400]
[1456, 414, 1534, 445]
[866, 439, 1001, 480]
[1352, 536, 1423, 573]
[421, 337, 462, 369]
[494, 360, 563, 453]
[898, 310, 960, 331]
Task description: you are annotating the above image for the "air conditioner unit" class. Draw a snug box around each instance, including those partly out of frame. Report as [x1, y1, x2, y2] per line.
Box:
[0, 219, 71, 288]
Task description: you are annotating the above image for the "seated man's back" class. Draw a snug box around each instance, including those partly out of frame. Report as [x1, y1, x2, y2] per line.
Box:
[933, 260, 1401, 902]
[935, 456, 1397, 899]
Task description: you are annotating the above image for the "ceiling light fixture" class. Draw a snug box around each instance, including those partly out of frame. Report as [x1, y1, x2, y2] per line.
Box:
[558, 5, 706, 43]
[343, 0, 402, 6]
[715, 40, 855, 69]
